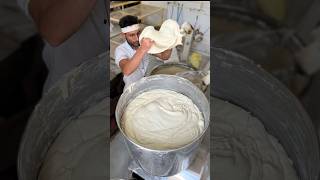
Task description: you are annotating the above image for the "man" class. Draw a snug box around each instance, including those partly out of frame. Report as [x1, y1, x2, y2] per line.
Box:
[115, 15, 172, 89]
[17, 0, 107, 93]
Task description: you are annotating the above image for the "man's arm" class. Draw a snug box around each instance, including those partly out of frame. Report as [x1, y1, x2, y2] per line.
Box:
[119, 48, 148, 76]
[29, 0, 97, 47]
[119, 38, 154, 76]
[154, 49, 172, 60]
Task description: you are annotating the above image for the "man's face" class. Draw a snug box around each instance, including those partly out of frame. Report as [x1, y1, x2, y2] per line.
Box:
[124, 29, 141, 48]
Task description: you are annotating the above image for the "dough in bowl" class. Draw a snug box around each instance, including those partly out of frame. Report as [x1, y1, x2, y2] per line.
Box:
[122, 89, 204, 150]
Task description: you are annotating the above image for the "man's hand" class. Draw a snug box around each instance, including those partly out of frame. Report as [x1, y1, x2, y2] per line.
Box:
[140, 38, 154, 52]
[154, 48, 172, 60]
[119, 38, 152, 76]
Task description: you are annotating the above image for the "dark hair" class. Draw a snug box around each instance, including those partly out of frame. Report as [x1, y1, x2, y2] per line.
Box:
[119, 15, 140, 28]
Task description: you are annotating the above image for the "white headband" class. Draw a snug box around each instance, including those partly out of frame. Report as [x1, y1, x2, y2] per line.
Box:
[121, 24, 140, 33]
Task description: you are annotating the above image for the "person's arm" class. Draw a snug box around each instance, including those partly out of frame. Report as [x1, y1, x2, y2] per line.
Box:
[28, 0, 97, 47]
[119, 38, 154, 76]
[154, 49, 172, 60]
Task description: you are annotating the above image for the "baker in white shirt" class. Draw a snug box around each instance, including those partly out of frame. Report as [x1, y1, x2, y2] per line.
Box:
[115, 15, 172, 89]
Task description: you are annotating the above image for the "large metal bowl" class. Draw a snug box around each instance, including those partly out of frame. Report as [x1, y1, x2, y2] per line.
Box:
[147, 62, 196, 76]
[115, 75, 210, 177]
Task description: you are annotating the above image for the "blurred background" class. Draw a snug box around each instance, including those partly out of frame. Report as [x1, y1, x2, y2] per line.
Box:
[0, 1, 47, 180]
[212, 0, 320, 138]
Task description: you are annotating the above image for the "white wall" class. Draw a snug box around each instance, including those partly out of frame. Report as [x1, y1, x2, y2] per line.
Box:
[141, 1, 210, 56]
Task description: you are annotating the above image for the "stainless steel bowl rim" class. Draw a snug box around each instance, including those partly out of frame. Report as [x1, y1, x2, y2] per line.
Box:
[147, 62, 197, 76]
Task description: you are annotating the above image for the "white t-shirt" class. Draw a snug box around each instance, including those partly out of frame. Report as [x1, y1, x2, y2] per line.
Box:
[17, 0, 107, 93]
[115, 41, 151, 89]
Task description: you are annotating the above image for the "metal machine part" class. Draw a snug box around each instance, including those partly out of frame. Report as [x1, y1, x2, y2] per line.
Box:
[115, 75, 210, 177]
[147, 63, 208, 92]
[176, 71, 207, 92]
[181, 29, 195, 63]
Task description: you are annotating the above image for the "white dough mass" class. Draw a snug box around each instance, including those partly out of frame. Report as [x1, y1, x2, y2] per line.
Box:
[122, 89, 204, 150]
[139, 19, 183, 54]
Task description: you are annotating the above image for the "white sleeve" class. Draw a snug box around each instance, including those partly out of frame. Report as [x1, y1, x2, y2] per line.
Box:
[115, 46, 129, 67]
[17, 0, 31, 18]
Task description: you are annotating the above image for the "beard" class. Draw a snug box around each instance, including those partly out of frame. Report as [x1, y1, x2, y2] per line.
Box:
[126, 38, 140, 49]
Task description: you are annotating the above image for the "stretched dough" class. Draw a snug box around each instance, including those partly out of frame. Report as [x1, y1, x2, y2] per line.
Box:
[139, 19, 183, 54]
[122, 89, 204, 150]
